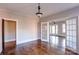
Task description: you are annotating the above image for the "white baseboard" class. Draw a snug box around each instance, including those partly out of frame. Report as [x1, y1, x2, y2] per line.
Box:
[41, 39, 48, 42]
[0, 46, 2, 54]
[16, 39, 38, 45]
[5, 39, 16, 42]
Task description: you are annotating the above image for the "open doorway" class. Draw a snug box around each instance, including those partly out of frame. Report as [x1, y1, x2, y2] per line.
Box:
[49, 21, 66, 51]
[2, 19, 16, 54]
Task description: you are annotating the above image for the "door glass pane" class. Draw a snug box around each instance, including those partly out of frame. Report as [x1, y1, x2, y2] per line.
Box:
[73, 25, 76, 30]
[72, 37, 76, 42]
[72, 19, 76, 24]
[72, 31, 76, 36]
[69, 31, 73, 35]
[69, 42, 72, 48]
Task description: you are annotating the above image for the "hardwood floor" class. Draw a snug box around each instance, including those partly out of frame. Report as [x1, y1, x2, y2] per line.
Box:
[4, 41, 16, 54]
[65, 48, 78, 55]
[1, 40, 78, 55]
[4, 41, 16, 50]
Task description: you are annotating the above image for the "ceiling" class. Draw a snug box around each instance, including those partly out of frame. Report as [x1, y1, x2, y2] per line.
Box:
[0, 3, 79, 17]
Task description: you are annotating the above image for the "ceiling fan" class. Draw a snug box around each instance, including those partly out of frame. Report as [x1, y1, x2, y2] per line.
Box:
[36, 3, 43, 18]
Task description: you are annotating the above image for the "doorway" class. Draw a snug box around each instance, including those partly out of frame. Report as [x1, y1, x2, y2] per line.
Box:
[2, 19, 16, 54]
[49, 21, 66, 51]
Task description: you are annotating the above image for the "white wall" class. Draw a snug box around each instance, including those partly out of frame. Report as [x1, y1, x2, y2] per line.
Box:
[17, 16, 38, 44]
[41, 6, 79, 22]
[0, 8, 39, 53]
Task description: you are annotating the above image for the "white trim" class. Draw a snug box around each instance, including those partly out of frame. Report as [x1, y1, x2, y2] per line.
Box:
[0, 17, 18, 53]
[17, 39, 37, 45]
[0, 18, 2, 53]
[5, 39, 16, 42]
[77, 16, 79, 53]
[2, 18, 18, 45]
[47, 22, 49, 42]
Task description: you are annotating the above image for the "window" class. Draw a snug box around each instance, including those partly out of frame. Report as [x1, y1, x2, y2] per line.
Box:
[56, 25, 58, 34]
[49, 24, 58, 34]
[52, 25, 55, 34]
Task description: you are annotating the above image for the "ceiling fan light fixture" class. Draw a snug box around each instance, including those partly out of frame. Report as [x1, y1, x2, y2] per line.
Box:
[36, 3, 43, 18]
[36, 12, 43, 17]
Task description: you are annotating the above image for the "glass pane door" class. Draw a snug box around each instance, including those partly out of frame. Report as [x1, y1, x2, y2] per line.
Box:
[41, 22, 48, 42]
[66, 17, 77, 52]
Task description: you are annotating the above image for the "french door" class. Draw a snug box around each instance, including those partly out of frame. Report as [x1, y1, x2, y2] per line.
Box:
[41, 22, 49, 42]
[66, 17, 78, 52]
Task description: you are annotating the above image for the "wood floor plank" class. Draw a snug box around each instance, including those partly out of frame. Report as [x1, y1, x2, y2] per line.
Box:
[1, 40, 78, 55]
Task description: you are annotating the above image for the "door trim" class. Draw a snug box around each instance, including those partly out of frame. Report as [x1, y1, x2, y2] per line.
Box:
[2, 19, 5, 54]
[2, 19, 16, 54]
